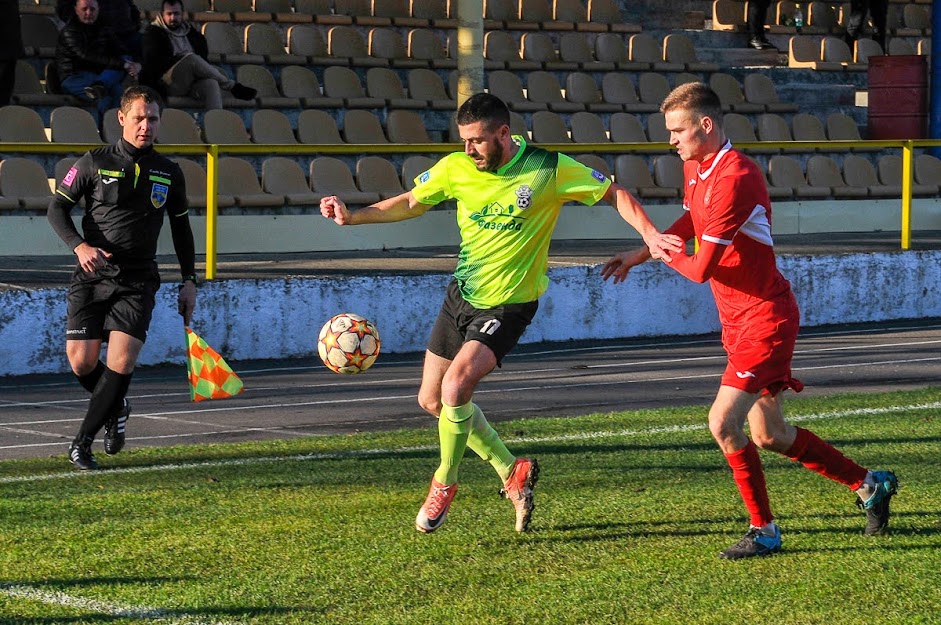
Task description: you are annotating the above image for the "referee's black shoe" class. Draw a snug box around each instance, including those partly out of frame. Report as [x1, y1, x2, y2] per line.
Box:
[104, 398, 130, 456]
[69, 441, 98, 471]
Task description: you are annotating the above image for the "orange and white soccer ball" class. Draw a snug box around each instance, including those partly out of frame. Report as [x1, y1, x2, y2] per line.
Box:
[317, 313, 381, 374]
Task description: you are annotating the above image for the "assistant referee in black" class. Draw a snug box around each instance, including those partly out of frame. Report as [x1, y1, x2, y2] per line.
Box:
[48, 84, 197, 470]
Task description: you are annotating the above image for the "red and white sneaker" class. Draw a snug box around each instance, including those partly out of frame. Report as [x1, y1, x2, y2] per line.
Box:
[415, 478, 457, 533]
[500, 458, 540, 532]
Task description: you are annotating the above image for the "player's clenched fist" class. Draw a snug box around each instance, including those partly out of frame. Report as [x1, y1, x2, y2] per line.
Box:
[320, 196, 351, 225]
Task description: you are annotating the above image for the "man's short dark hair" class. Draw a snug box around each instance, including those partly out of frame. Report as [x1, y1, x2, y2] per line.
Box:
[162, 0, 185, 11]
[120, 85, 164, 114]
[660, 82, 723, 124]
[456, 93, 511, 132]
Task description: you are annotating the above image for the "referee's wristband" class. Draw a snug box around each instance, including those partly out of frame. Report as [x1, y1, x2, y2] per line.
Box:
[181, 274, 198, 286]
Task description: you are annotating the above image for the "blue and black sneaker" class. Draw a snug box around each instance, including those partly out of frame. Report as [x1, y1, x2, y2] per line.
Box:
[719, 524, 782, 560]
[857, 470, 898, 536]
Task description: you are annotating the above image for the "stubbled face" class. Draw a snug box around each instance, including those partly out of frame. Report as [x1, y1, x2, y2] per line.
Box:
[458, 120, 509, 172]
[75, 0, 99, 25]
[162, 2, 184, 29]
[119, 98, 161, 149]
[664, 108, 711, 162]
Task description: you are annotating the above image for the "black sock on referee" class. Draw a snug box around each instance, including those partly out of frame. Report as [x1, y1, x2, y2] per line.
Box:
[73, 367, 133, 445]
[75, 361, 106, 393]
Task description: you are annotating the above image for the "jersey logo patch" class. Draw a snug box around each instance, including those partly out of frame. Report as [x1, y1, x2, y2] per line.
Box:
[591, 169, 606, 182]
[515, 185, 533, 209]
[418, 170, 431, 184]
[63, 167, 78, 186]
[151, 183, 169, 208]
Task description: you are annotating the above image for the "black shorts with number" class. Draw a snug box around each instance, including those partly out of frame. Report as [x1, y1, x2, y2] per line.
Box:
[65, 263, 160, 343]
[427, 279, 539, 365]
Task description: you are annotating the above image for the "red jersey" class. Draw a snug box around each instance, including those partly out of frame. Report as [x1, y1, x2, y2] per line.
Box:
[666, 142, 798, 328]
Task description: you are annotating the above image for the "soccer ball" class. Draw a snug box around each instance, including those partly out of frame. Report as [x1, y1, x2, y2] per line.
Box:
[317, 313, 381, 374]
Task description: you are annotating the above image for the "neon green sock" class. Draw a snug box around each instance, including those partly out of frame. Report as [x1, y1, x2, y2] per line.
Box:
[432, 401, 474, 485]
[466, 404, 516, 482]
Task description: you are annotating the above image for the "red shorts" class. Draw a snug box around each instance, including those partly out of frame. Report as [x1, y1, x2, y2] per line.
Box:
[720, 315, 803, 396]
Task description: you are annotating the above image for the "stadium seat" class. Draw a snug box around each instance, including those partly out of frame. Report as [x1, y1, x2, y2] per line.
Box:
[788, 35, 842, 70]
[646, 112, 669, 143]
[411, 0, 455, 28]
[322, 66, 385, 108]
[887, 38, 915, 55]
[484, 31, 540, 70]
[386, 109, 431, 143]
[594, 32, 647, 70]
[296, 109, 344, 144]
[251, 109, 298, 144]
[203, 109, 251, 144]
[807, 1, 840, 34]
[0, 157, 53, 209]
[521, 0, 570, 31]
[99, 108, 122, 144]
[328, 25, 387, 67]
[742, 73, 799, 113]
[566, 72, 622, 113]
[356, 155, 407, 198]
[712, 0, 747, 31]
[526, 71, 584, 112]
[235, 65, 298, 107]
[521, 32, 579, 71]
[609, 112, 648, 143]
[555, 0, 591, 30]
[218, 157, 285, 207]
[842, 154, 898, 197]
[588, 0, 641, 33]
[335, 0, 390, 26]
[725, 113, 777, 154]
[638, 72, 671, 106]
[806, 154, 868, 197]
[156, 108, 202, 144]
[630, 33, 684, 72]
[559, 32, 615, 72]
[710, 73, 764, 113]
[570, 111, 610, 143]
[244, 23, 300, 65]
[310, 156, 382, 205]
[407, 68, 455, 109]
[574, 154, 612, 180]
[768, 154, 831, 198]
[213, 0, 265, 22]
[0, 105, 49, 142]
[295, 0, 345, 24]
[876, 155, 937, 196]
[202, 22, 262, 64]
[365, 67, 425, 109]
[822, 36, 866, 70]
[756, 112, 804, 153]
[826, 112, 876, 151]
[341, 109, 389, 144]
[12, 60, 66, 107]
[652, 154, 685, 193]
[19, 14, 59, 57]
[485, 0, 535, 30]
[54, 157, 78, 187]
[615, 154, 677, 198]
[255, 0, 311, 24]
[261, 157, 320, 205]
[369, 28, 426, 69]
[401, 155, 436, 190]
[914, 154, 941, 188]
[790, 112, 839, 152]
[854, 38, 884, 64]
[49, 106, 103, 144]
[172, 157, 236, 208]
[287, 24, 343, 65]
[280, 65, 344, 108]
[408, 29, 455, 69]
[663, 33, 720, 72]
[531, 110, 572, 143]
[372, 0, 427, 28]
[903, 4, 931, 35]
[487, 70, 543, 112]
[601, 72, 656, 113]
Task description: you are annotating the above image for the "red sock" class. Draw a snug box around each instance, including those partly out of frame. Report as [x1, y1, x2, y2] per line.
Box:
[725, 441, 774, 527]
[785, 427, 868, 490]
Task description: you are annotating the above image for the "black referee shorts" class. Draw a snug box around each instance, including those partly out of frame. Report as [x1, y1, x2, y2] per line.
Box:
[65, 264, 160, 343]
[427, 279, 538, 366]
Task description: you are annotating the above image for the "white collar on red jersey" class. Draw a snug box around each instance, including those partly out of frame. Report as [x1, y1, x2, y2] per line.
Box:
[697, 140, 733, 180]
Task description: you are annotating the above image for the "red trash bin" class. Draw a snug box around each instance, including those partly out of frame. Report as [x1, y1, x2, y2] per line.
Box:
[867, 55, 928, 140]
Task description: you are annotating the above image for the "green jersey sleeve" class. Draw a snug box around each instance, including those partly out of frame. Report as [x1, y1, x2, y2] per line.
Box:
[556, 154, 611, 206]
[410, 154, 455, 206]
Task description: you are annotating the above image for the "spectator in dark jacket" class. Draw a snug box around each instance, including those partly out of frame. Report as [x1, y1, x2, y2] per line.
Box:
[140, 0, 255, 109]
[0, 0, 24, 106]
[57, 0, 142, 57]
[56, 0, 141, 116]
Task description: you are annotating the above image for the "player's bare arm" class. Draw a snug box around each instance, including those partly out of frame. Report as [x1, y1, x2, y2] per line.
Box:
[603, 183, 682, 261]
[320, 191, 432, 226]
[600, 247, 652, 284]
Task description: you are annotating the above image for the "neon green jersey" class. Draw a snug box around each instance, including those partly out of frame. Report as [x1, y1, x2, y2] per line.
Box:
[411, 135, 611, 307]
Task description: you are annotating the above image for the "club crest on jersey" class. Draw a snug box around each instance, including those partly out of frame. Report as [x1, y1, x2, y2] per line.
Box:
[703, 183, 714, 205]
[151, 183, 169, 208]
[515, 185, 533, 209]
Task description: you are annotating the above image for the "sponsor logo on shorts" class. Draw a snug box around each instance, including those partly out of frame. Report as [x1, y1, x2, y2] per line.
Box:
[66, 328, 88, 336]
[735, 371, 757, 379]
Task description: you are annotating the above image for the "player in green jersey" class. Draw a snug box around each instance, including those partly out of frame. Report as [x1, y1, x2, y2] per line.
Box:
[320, 93, 680, 533]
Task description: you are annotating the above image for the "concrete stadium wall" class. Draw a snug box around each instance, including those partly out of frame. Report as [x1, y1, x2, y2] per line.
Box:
[2, 249, 940, 376]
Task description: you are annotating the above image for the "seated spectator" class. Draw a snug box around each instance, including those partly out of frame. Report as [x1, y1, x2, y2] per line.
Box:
[58, 0, 143, 58]
[140, 0, 256, 110]
[56, 0, 141, 116]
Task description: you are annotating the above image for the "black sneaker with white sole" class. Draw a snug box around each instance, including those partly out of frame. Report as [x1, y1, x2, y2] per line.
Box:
[719, 525, 782, 560]
[69, 441, 98, 470]
[104, 398, 130, 456]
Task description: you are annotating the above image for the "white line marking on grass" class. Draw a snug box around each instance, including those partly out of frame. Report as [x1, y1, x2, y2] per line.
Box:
[1, 401, 937, 485]
[0, 583, 237, 625]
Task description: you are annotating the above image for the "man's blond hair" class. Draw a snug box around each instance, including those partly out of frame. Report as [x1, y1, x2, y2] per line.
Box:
[660, 82, 722, 123]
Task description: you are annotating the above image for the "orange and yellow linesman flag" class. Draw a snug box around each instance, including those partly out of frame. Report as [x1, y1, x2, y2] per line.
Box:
[185, 327, 244, 402]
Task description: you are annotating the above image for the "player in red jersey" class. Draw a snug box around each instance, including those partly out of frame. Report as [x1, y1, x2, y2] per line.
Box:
[602, 82, 898, 559]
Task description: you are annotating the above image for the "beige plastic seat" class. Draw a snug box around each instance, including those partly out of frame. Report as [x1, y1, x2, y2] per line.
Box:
[369, 27, 426, 69]
[527, 71, 584, 112]
[768, 155, 830, 198]
[521, 32, 578, 71]
[915, 153, 941, 190]
[709, 73, 763, 114]
[652, 154, 685, 193]
[601, 73, 655, 113]
[629, 33, 683, 71]
[407, 68, 455, 110]
[213, 0, 264, 22]
[791, 112, 837, 152]
[712, 0, 747, 31]
[255, 0, 309, 23]
[20, 14, 60, 57]
[411, 0, 455, 28]
[521, 0, 567, 29]
[12, 60, 66, 107]
[156, 108, 202, 144]
[218, 157, 285, 207]
[742, 73, 799, 113]
[365, 67, 424, 109]
[587, 0, 641, 33]
[903, 4, 931, 34]
[356, 155, 407, 198]
[484, 31, 540, 70]
[615, 154, 676, 198]
[559, 32, 614, 72]
[646, 112, 669, 143]
[807, 1, 840, 33]
[0, 158, 52, 209]
[372, 0, 426, 28]
[609, 112, 648, 143]
[594, 32, 647, 70]
[0, 105, 49, 143]
[877, 154, 937, 196]
[236, 65, 299, 107]
[769, 0, 799, 34]
[566, 72, 621, 113]
[203, 109, 251, 144]
[757, 112, 804, 153]
[386, 109, 431, 143]
[887, 39, 915, 56]
[334, 0, 390, 26]
[401, 155, 436, 190]
[341, 109, 389, 144]
[487, 70, 543, 112]
[822, 36, 865, 70]
[826, 112, 876, 151]
[49, 106, 104, 144]
[574, 154, 612, 179]
[570, 111, 609, 143]
[171, 157, 236, 208]
[555, 0, 590, 27]
[842, 154, 897, 197]
[854, 38, 884, 64]
[638, 72, 671, 106]
[723, 113, 773, 153]
[408, 28, 456, 69]
[483, 0, 522, 28]
[100, 108, 122, 144]
[329, 25, 386, 67]
[531, 110, 572, 142]
[310, 156, 382, 205]
[663, 33, 720, 72]
[251, 109, 298, 144]
[322, 66, 385, 108]
[280, 65, 344, 107]
[297, 109, 344, 144]
[261, 157, 320, 205]
[788, 34, 842, 70]
[244, 23, 299, 64]
[287, 24, 342, 65]
[806, 154, 868, 197]
[202, 22, 262, 64]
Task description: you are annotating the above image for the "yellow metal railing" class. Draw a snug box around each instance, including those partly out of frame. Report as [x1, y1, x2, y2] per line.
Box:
[4, 139, 941, 279]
